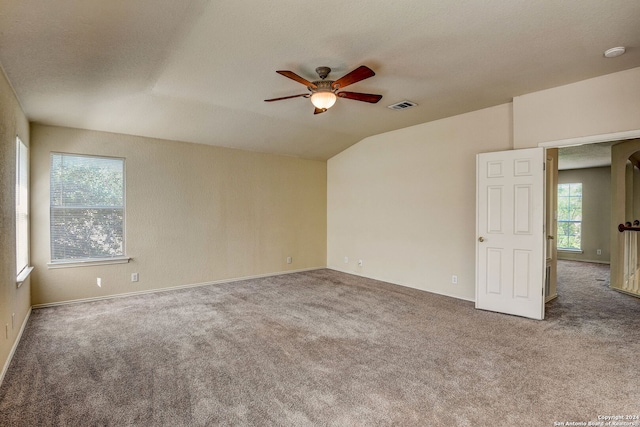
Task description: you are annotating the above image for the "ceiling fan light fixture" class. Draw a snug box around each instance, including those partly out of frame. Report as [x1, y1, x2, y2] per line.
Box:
[310, 91, 337, 110]
[266, 65, 381, 114]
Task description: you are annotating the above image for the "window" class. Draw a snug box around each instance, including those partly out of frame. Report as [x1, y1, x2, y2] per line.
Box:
[50, 153, 125, 263]
[557, 183, 582, 250]
[16, 137, 30, 280]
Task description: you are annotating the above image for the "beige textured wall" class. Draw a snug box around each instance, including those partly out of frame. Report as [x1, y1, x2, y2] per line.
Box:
[513, 67, 640, 149]
[626, 163, 635, 220]
[635, 165, 640, 222]
[327, 104, 513, 301]
[0, 66, 31, 377]
[30, 125, 327, 305]
[625, 161, 640, 222]
[557, 167, 611, 263]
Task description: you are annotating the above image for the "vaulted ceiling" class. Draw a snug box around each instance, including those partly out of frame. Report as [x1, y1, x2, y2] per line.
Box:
[1, 1, 640, 159]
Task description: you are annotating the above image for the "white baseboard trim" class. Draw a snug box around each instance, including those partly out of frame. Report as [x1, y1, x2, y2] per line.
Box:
[0, 307, 32, 387]
[32, 267, 325, 309]
[326, 268, 476, 302]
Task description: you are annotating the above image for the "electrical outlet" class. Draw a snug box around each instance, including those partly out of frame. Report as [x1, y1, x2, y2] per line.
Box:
[597, 249, 602, 255]
[358, 259, 363, 267]
[286, 256, 292, 264]
[97, 277, 102, 287]
[452, 275, 458, 284]
[131, 273, 139, 282]
[344, 256, 349, 264]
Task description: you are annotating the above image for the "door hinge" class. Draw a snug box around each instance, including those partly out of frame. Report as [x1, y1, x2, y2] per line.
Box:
[543, 162, 546, 171]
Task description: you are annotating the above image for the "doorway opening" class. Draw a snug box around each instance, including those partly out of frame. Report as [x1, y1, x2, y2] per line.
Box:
[555, 142, 613, 299]
[548, 138, 640, 303]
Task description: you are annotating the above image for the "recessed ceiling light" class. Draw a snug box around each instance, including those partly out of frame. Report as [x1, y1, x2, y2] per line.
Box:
[604, 46, 626, 58]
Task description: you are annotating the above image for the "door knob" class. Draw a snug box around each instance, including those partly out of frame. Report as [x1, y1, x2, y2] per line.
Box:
[478, 237, 485, 242]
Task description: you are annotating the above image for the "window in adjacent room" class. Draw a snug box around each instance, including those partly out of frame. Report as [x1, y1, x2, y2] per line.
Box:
[557, 182, 582, 251]
[50, 153, 126, 264]
[16, 136, 32, 284]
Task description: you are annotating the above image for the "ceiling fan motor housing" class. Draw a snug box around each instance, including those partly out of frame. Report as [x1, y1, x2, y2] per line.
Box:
[310, 80, 335, 93]
[315, 66, 331, 80]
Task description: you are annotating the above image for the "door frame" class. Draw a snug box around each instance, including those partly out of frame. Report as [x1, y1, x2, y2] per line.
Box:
[545, 148, 558, 302]
[538, 129, 640, 295]
[537, 130, 640, 150]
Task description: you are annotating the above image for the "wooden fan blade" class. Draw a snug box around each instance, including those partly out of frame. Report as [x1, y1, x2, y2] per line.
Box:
[276, 70, 318, 89]
[331, 66, 375, 90]
[314, 107, 327, 115]
[337, 91, 383, 103]
[264, 94, 309, 102]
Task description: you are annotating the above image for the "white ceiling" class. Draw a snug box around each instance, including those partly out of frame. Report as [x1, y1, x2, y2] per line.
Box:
[558, 141, 616, 170]
[1, 0, 640, 160]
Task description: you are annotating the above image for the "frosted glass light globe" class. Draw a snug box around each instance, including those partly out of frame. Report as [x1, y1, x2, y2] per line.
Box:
[310, 91, 337, 110]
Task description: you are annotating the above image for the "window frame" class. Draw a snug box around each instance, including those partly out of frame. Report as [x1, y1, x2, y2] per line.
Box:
[556, 182, 583, 251]
[16, 136, 33, 285]
[48, 152, 129, 268]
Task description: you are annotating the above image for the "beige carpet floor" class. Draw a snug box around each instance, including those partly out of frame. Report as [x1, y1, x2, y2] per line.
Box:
[0, 261, 638, 426]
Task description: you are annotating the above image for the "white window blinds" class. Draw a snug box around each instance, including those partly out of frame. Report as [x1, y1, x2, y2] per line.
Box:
[50, 153, 125, 262]
[16, 137, 29, 274]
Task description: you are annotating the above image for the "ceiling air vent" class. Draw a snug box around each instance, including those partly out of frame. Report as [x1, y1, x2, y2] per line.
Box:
[387, 100, 418, 111]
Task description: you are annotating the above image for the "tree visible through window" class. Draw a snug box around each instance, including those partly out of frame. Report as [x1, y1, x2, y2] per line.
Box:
[557, 183, 582, 250]
[50, 153, 125, 262]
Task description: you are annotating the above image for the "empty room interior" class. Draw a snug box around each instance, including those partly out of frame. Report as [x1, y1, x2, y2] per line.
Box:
[2, 1, 640, 425]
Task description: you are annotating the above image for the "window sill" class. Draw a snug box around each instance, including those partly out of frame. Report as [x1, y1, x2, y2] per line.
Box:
[558, 249, 583, 254]
[47, 257, 131, 269]
[16, 266, 34, 287]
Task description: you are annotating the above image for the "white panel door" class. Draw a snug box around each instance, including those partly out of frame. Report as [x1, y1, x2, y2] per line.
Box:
[476, 147, 545, 320]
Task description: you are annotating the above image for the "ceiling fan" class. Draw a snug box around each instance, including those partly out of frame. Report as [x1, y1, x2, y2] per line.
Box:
[264, 65, 383, 114]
